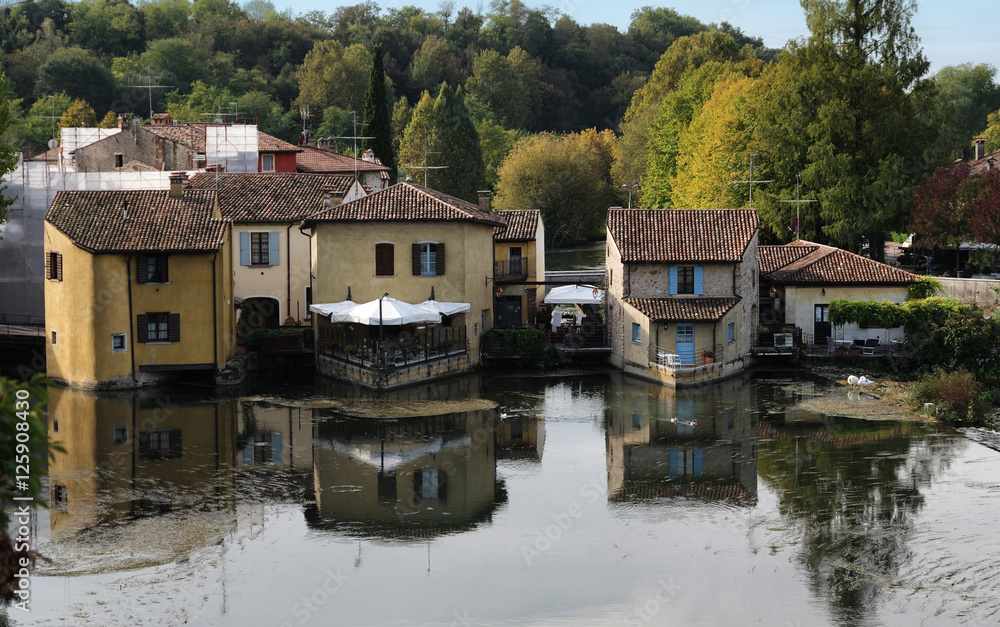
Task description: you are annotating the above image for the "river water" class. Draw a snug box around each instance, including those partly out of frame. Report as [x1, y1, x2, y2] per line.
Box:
[9, 369, 1000, 627]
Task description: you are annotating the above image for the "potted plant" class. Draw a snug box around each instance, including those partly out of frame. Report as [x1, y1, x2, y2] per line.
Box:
[441, 337, 458, 353]
[343, 344, 355, 355]
[703, 350, 715, 365]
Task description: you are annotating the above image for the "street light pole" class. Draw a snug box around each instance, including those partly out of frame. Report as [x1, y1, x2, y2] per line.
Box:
[622, 182, 639, 209]
[379, 292, 389, 344]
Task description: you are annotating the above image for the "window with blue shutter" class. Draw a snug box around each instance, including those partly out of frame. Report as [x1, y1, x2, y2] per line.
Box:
[268, 231, 280, 266]
[728, 322, 734, 343]
[693, 266, 703, 294]
[668, 267, 678, 295]
[239, 232, 250, 266]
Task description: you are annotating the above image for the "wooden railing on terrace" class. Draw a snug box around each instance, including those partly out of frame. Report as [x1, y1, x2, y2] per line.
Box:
[494, 257, 530, 280]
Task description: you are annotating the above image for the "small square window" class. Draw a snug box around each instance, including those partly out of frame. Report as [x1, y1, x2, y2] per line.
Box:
[631, 322, 641, 343]
[50, 329, 57, 345]
[728, 323, 734, 344]
[113, 426, 129, 445]
[112, 333, 126, 352]
[114, 154, 123, 168]
[47, 252, 62, 281]
[261, 154, 275, 172]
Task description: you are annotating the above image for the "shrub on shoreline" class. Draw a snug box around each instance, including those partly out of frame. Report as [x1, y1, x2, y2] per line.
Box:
[908, 368, 986, 426]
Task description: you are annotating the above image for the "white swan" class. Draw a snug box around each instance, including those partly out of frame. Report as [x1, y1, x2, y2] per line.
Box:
[858, 376, 874, 386]
[847, 375, 860, 386]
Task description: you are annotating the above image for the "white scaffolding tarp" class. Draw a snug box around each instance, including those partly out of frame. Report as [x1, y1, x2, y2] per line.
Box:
[60, 128, 122, 154]
[0, 159, 191, 320]
[206, 125, 258, 173]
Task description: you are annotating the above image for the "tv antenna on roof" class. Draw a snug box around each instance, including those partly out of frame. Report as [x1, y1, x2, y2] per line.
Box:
[779, 174, 818, 240]
[334, 111, 374, 182]
[401, 127, 446, 187]
[130, 71, 172, 120]
[730, 152, 773, 211]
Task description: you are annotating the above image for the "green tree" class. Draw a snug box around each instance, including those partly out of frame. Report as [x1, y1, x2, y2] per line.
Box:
[932, 64, 1000, 161]
[613, 31, 747, 201]
[476, 116, 522, 188]
[9, 92, 73, 153]
[165, 80, 234, 122]
[754, 0, 939, 258]
[34, 47, 115, 114]
[495, 129, 618, 246]
[296, 39, 370, 117]
[432, 84, 485, 201]
[0, 73, 20, 225]
[141, 37, 203, 86]
[57, 98, 98, 133]
[408, 35, 465, 94]
[140, 0, 191, 40]
[464, 48, 529, 128]
[72, 0, 145, 57]
[362, 43, 397, 180]
[391, 95, 412, 156]
[398, 90, 442, 186]
[979, 108, 1000, 154]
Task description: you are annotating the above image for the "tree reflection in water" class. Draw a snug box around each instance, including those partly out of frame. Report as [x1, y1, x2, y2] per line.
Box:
[757, 413, 954, 624]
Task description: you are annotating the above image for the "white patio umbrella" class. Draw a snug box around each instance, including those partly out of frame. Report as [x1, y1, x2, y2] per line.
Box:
[543, 284, 605, 305]
[308, 301, 357, 319]
[332, 296, 442, 326]
[416, 299, 471, 316]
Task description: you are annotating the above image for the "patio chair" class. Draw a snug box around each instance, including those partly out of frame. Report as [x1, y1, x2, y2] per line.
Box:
[862, 338, 880, 355]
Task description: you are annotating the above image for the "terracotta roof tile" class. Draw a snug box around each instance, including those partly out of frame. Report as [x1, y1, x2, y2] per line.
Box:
[494, 210, 540, 241]
[608, 209, 757, 263]
[303, 181, 506, 227]
[763, 241, 918, 285]
[46, 190, 225, 253]
[969, 148, 1000, 177]
[758, 244, 817, 274]
[296, 146, 390, 173]
[188, 173, 356, 222]
[144, 124, 300, 153]
[624, 297, 739, 321]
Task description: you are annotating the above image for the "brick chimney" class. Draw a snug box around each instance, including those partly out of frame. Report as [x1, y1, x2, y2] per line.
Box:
[975, 137, 986, 160]
[169, 172, 188, 199]
[478, 190, 491, 213]
[322, 186, 345, 208]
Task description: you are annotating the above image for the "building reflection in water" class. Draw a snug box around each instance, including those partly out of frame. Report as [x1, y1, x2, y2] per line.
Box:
[604, 376, 758, 505]
[307, 408, 507, 540]
[496, 413, 545, 462]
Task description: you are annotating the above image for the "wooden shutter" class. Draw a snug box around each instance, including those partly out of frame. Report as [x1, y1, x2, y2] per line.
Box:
[160, 256, 169, 283]
[268, 232, 280, 266]
[138, 431, 151, 459]
[435, 243, 445, 276]
[412, 243, 420, 275]
[137, 255, 148, 283]
[137, 314, 149, 343]
[45, 251, 50, 279]
[375, 243, 394, 276]
[693, 266, 703, 295]
[167, 313, 181, 342]
[56, 253, 62, 281]
[239, 232, 250, 266]
[668, 267, 678, 295]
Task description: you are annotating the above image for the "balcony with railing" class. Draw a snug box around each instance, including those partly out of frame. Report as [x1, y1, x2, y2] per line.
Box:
[752, 323, 803, 356]
[494, 256, 530, 281]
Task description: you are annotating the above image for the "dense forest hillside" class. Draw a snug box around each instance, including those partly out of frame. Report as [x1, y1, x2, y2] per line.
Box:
[0, 0, 769, 152]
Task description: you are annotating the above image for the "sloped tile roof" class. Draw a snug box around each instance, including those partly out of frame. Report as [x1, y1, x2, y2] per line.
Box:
[624, 297, 739, 321]
[607, 209, 757, 263]
[46, 190, 225, 253]
[758, 244, 817, 274]
[969, 148, 1000, 177]
[303, 181, 506, 227]
[494, 210, 540, 242]
[763, 241, 918, 285]
[296, 146, 391, 173]
[188, 173, 356, 222]
[144, 124, 300, 153]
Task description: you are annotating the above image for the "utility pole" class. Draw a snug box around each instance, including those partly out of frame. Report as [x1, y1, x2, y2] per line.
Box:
[779, 175, 818, 240]
[731, 153, 773, 211]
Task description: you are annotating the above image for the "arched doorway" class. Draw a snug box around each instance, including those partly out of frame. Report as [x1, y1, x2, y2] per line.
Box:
[242, 297, 281, 331]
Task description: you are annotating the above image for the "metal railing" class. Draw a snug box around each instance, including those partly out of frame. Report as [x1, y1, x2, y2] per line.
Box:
[316, 325, 467, 368]
[0, 314, 46, 337]
[494, 257, 530, 279]
[648, 343, 724, 369]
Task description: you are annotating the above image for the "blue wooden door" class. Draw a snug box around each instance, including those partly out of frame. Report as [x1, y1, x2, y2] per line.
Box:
[676, 324, 695, 365]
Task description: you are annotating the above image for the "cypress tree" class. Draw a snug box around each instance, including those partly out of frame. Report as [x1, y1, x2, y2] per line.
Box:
[362, 44, 397, 181]
[433, 84, 486, 203]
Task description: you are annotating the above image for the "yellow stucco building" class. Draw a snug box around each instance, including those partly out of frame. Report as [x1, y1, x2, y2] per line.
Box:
[301, 181, 505, 390]
[493, 209, 546, 327]
[44, 180, 236, 389]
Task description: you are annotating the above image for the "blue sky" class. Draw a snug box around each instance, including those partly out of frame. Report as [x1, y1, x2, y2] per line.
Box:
[278, 0, 999, 74]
